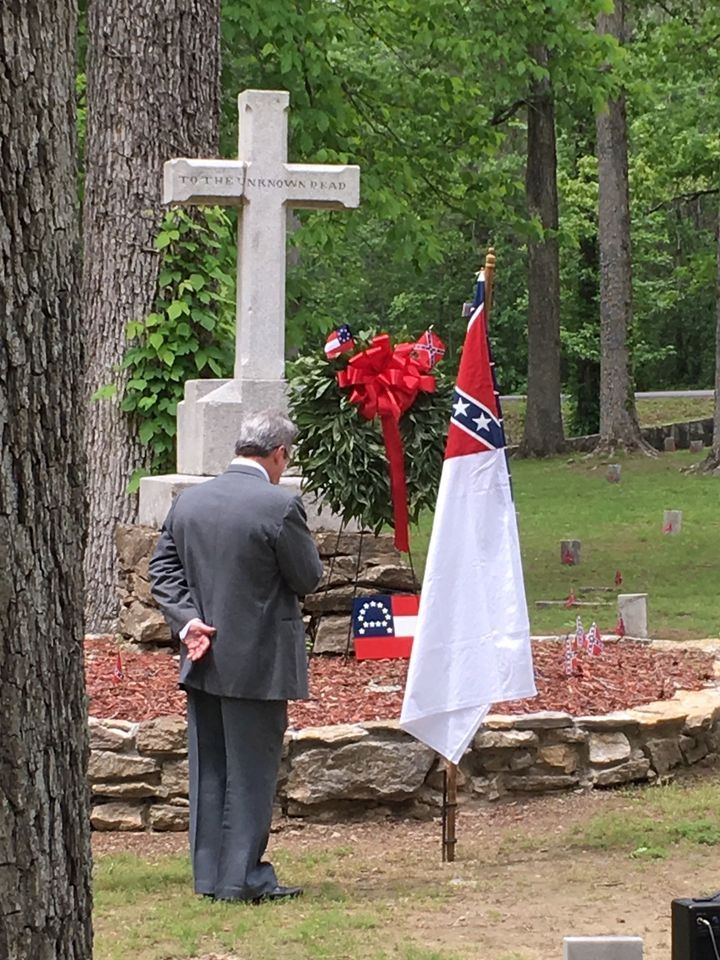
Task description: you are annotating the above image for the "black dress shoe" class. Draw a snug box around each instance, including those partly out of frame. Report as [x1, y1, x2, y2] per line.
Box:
[253, 884, 303, 904]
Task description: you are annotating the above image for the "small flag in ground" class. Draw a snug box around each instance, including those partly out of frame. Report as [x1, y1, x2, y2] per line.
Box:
[324, 324, 355, 359]
[574, 615, 585, 651]
[412, 329, 446, 370]
[582, 618, 592, 652]
[112, 652, 124, 684]
[564, 589, 577, 609]
[614, 616, 626, 638]
[353, 594, 419, 660]
[562, 548, 575, 566]
[614, 569, 623, 586]
[587, 622, 604, 657]
[564, 634, 576, 676]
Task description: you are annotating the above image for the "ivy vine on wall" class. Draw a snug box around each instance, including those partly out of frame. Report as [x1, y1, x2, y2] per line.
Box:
[116, 207, 236, 484]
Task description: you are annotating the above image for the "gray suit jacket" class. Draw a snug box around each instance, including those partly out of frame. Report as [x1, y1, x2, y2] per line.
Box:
[149, 465, 323, 700]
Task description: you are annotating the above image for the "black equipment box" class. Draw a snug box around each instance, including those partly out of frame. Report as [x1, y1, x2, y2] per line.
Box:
[673, 895, 720, 960]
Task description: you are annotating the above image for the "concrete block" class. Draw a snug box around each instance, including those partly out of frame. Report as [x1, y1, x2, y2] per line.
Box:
[138, 474, 211, 527]
[563, 936, 643, 960]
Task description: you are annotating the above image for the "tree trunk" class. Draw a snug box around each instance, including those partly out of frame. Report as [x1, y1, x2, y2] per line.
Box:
[522, 45, 565, 456]
[700, 204, 720, 472]
[595, 0, 648, 452]
[0, 3, 92, 957]
[82, 0, 220, 631]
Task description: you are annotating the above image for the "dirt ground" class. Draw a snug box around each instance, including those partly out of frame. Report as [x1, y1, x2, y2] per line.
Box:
[93, 779, 720, 960]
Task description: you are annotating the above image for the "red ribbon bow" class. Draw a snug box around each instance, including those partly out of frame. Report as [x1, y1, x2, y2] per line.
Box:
[336, 334, 437, 551]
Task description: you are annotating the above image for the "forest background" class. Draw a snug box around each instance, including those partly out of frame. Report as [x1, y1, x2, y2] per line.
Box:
[1, 3, 718, 952]
[95, 0, 719, 445]
[78, 0, 720, 627]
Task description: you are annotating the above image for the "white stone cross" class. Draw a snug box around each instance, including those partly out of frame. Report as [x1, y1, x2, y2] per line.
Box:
[163, 88, 360, 384]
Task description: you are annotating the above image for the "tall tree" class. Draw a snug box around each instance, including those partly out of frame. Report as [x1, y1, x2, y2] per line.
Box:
[702, 207, 720, 472]
[522, 44, 564, 455]
[0, 1, 92, 956]
[595, 0, 646, 450]
[82, 0, 220, 630]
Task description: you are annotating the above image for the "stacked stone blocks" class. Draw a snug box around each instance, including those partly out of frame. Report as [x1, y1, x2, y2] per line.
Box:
[90, 680, 720, 830]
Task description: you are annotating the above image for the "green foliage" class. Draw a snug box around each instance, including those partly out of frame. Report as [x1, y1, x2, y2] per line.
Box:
[86, 0, 720, 479]
[120, 208, 236, 483]
[105, 0, 720, 475]
[287, 344, 453, 533]
[221, 0, 618, 395]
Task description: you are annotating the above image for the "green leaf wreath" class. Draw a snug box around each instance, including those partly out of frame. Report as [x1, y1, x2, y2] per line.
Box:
[287, 341, 454, 534]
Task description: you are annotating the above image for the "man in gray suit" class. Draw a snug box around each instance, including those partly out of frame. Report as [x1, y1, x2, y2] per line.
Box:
[149, 410, 323, 903]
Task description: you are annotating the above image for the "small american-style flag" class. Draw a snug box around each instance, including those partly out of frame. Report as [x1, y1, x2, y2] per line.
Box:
[324, 324, 355, 359]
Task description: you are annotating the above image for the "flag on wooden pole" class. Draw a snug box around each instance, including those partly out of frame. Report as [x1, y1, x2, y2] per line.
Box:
[400, 269, 536, 763]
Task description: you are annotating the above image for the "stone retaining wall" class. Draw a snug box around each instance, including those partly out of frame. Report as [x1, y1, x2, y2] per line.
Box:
[90, 650, 720, 830]
[116, 525, 414, 652]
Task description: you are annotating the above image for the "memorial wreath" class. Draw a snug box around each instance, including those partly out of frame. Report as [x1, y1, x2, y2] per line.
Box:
[287, 327, 453, 549]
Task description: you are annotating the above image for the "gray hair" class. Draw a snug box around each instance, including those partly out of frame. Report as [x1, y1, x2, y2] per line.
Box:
[234, 409, 298, 457]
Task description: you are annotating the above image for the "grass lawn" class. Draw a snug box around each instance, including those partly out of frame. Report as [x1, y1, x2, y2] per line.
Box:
[93, 772, 720, 960]
[411, 448, 719, 640]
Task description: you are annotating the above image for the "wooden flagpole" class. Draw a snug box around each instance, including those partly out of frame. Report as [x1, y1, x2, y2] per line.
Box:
[441, 247, 497, 864]
[442, 763, 457, 862]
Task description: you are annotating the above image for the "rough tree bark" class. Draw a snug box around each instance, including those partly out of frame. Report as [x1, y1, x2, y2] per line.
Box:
[0, 2, 92, 957]
[522, 44, 565, 456]
[82, 0, 220, 631]
[700, 204, 720, 472]
[595, 0, 649, 452]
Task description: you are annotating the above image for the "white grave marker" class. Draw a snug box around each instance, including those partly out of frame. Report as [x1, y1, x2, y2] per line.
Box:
[618, 593, 648, 638]
[139, 90, 360, 522]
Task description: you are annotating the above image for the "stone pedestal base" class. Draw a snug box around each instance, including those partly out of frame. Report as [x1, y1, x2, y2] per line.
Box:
[176, 377, 288, 476]
[139, 471, 356, 532]
[138, 474, 212, 526]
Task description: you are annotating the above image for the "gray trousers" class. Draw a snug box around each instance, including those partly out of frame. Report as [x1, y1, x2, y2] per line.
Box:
[186, 689, 288, 900]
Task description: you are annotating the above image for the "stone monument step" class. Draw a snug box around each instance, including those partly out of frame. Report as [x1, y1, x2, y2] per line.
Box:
[138, 472, 356, 533]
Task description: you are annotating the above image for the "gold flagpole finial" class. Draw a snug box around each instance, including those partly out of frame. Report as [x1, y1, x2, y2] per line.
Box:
[484, 247, 496, 318]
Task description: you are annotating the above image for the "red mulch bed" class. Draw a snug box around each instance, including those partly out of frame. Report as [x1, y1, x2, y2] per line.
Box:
[85, 637, 716, 728]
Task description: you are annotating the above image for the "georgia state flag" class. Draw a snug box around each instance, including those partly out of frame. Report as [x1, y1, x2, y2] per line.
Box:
[352, 594, 419, 660]
[400, 271, 536, 764]
[324, 324, 355, 359]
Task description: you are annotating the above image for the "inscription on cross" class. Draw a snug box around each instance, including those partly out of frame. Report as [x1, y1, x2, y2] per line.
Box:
[164, 88, 360, 384]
